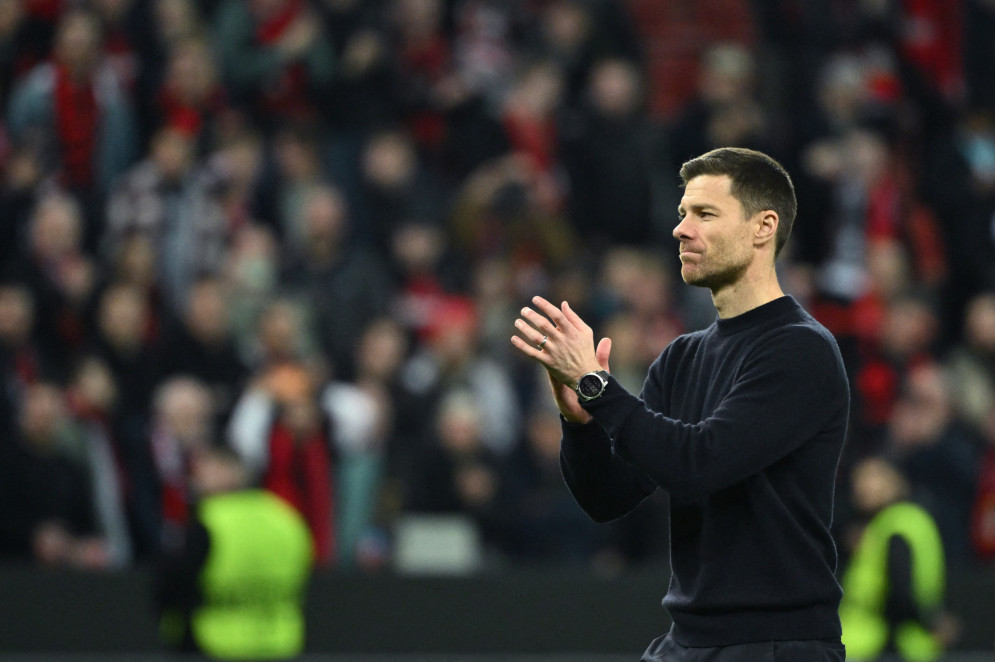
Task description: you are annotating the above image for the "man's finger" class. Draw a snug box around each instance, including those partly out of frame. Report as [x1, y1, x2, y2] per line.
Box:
[520, 306, 557, 336]
[596, 337, 613, 372]
[531, 296, 570, 330]
[560, 300, 589, 331]
[510, 334, 550, 363]
[514, 318, 548, 348]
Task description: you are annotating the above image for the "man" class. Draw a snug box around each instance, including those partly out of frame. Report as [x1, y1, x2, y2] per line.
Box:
[157, 444, 314, 659]
[840, 456, 950, 661]
[512, 147, 850, 661]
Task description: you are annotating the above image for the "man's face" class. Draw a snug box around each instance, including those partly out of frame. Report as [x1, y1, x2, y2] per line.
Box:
[674, 174, 755, 289]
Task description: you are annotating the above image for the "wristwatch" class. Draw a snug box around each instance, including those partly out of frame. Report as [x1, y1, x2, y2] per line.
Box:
[575, 370, 610, 403]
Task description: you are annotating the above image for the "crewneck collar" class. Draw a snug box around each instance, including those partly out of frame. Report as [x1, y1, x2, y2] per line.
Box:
[713, 295, 797, 335]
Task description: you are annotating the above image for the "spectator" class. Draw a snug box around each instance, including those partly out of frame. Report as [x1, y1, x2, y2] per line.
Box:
[64, 356, 133, 567]
[399, 295, 520, 456]
[405, 388, 505, 555]
[227, 362, 336, 566]
[158, 275, 247, 424]
[12, 190, 97, 366]
[7, 7, 137, 230]
[840, 456, 956, 661]
[0, 282, 55, 432]
[214, 0, 336, 130]
[90, 281, 159, 421]
[668, 43, 769, 171]
[353, 129, 444, 258]
[104, 126, 224, 310]
[947, 291, 995, 435]
[153, 35, 229, 151]
[561, 57, 673, 248]
[253, 122, 327, 249]
[0, 382, 111, 568]
[496, 401, 602, 565]
[156, 443, 313, 659]
[148, 376, 215, 549]
[886, 362, 981, 563]
[221, 224, 281, 361]
[278, 184, 393, 381]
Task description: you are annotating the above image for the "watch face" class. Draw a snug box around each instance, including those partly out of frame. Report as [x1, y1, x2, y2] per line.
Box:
[578, 374, 604, 399]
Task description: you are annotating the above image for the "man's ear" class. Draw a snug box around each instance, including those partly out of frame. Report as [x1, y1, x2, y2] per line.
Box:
[754, 210, 779, 248]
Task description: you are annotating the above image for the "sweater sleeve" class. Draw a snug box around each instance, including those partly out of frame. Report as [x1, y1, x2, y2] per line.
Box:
[559, 417, 656, 523]
[583, 326, 847, 500]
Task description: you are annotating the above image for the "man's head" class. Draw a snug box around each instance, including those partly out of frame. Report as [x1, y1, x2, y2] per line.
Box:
[680, 147, 796, 257]
[674, 148, 796, 290]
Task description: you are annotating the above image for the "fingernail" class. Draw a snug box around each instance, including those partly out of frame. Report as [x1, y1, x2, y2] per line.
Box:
[521, 307, 530, 315]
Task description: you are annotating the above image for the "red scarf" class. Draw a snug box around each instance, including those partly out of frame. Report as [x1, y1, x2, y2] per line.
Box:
[264, 419, 335, 564]
[972, 448, 995, 559]
[254, 0, 304, 44]
[53, 64, 98, 189]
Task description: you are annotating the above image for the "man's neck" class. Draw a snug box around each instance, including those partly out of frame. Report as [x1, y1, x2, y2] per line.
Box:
[710, 265, 784, 319]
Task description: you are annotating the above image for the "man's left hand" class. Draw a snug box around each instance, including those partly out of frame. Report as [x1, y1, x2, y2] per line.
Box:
[511, 296, 605, 388]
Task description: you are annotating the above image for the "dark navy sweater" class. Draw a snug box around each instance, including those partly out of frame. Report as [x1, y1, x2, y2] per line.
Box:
[560, 296, 849, 646]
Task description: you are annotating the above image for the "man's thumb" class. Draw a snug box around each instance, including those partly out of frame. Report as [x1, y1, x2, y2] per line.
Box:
[596, 337, 612, 372]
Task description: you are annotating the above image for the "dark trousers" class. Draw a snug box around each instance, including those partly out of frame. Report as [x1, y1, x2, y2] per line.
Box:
[641, 633, 846, 661]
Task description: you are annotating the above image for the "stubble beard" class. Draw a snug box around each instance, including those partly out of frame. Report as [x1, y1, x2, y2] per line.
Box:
[680, 254, 750, 291]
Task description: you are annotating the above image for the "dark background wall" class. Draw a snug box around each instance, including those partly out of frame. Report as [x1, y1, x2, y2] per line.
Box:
[1, 567, 993, 655]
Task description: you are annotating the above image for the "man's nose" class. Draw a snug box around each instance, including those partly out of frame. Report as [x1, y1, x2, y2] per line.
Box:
[673, 217, 693, 241]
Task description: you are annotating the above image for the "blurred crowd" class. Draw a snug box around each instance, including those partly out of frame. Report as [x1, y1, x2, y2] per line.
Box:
[0, 0, 993, 578]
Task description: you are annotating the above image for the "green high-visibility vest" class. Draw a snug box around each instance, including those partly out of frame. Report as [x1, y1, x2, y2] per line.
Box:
[840, 501, 945, 662]
[193, 490, 314, 660]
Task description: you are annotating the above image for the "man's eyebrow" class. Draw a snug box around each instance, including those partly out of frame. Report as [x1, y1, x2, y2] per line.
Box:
[678, 203, 719, 215]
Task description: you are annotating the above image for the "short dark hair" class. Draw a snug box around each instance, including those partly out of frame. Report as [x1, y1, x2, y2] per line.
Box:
[679, 147, 797, 258]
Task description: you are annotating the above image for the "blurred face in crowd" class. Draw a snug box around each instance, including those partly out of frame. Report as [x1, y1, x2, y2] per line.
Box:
[393, 0, 443, 41]
[965, 293, 995, 355]
[542, 0, 590, 55]
[154, 0, 199, 45]
[301, 187, 347, 247]
[356, 318, 408, 382]
[54, 10, 102, 77]
[674, 175, 757, 289]
[588, 59, 641, 118]
[436, 391, 482, 454]
[699, 43, 754, 105]
[362, 132, 416, 190]
[92, 0, 133, 23]
[30, 195, 83, 260]
[526, 409, 563, 462]
[185, 278, 229, 344]
[0, 285, 35, 347]
[275, 128, 320, 182]
[889, 363, 952, 447]
[155, 377, 212, 445]
[165, 38, 218, 106]
[71, 357, 118, 413]
[851, 457, 907, 515]
[391, 223, 444, 276]
[508, 62, 563, 117]
[817, 54, 870, 126]
[880, 296, 938, 359]
[257, 300, 304, 360]
[151, 128, 195, 181]
[114, 233, 158, 289]
[97, 284, 148, 352]
[190, 447, 247, 496]
[19, 383, 68, 450]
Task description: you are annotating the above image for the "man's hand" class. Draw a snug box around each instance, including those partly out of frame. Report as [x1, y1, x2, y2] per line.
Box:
[511, 296, 611, 423]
